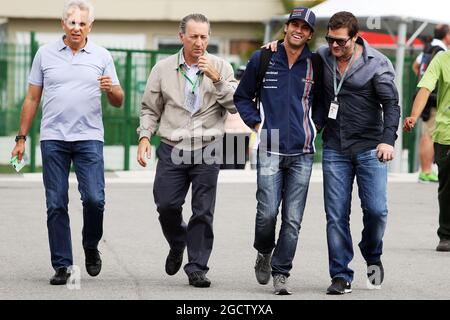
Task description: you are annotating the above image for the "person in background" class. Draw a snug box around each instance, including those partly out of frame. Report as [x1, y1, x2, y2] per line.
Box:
[404, 47, 450, 252]
[411, 24, 450, 183]
[222, 65, 252, 170]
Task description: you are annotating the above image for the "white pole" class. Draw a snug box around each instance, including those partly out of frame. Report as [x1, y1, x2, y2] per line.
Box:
[406, 21, 428, 47]
[264, 20, 272, 44]
[391, 21, 407, 173]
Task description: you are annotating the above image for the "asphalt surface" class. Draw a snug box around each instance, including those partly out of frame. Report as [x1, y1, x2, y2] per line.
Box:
[0, 170, 448, 300]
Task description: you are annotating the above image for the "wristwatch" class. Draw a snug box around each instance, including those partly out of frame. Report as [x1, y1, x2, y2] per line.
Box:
[15, 135, 27, 142]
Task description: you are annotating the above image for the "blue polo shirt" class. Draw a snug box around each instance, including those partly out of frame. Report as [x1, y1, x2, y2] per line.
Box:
[29, 37, 119, 142]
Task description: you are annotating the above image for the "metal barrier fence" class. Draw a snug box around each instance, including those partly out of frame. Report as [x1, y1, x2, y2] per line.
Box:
[391, 55, 420, 173]
[102, 48, 173, 170]
[0, 35, 173, 171]
[0, 41, 31, 135]
[0, 34, 419, 172]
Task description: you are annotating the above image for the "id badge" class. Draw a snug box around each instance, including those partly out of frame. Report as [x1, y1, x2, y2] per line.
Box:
[328, 101, 339, 120]
[185, 92, 197, 112]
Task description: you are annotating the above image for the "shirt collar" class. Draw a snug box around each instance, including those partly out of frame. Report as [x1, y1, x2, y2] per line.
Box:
[58, 36, 67, 51]
[276, 41, 312, 69]
[176, 48, 206, 70]
[82, 38, 93, 53]
[58, 35, 92, 53]
[357, 36, 374, 61]
[178, 49, 188, 68]
[431, 39, 448, 51]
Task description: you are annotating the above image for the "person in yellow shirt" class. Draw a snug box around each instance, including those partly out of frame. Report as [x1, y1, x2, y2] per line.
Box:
[404, 49, 450, 252]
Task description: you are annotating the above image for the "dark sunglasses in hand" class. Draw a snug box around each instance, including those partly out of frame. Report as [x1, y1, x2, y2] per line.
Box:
[325, 36, 352, 46]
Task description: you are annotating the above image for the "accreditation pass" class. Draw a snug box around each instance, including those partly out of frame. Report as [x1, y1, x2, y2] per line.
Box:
[328, 100, 339, 120]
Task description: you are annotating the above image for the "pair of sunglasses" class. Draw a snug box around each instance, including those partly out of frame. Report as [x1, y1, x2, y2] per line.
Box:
[325, 36, 352, 46]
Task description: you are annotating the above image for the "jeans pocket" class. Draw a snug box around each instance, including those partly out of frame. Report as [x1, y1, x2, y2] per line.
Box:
[357, 149, 387, 169]
[257, 152, 280, 176]
[357, 149, 378, 160]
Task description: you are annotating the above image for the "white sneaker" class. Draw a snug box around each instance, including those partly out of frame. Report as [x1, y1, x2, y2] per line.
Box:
[273, 273, 292, 295]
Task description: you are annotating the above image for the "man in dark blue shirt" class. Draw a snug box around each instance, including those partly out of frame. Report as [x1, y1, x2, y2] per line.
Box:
[317, 11, 400, 295]
[234, 7, 320, 295]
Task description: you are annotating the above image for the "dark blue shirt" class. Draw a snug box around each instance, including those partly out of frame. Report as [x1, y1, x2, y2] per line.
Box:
[234, 43, 319, 155]
[317, 37, 400, 155]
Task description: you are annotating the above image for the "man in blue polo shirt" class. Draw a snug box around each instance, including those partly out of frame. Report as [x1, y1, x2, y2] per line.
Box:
[11, 0, 123, 285]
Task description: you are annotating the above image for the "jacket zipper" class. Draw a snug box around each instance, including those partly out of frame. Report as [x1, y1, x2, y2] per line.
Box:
[287, 64, 292, 152]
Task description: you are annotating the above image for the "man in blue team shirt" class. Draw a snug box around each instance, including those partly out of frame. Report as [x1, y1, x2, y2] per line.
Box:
[11, 0, 124, 285]
[234, 7, 321, 295]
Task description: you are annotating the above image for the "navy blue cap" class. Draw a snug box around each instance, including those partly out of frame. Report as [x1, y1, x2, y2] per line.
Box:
[287, 7, 316, 31]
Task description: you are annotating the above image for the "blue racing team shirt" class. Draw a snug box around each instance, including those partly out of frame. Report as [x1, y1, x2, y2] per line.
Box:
[29, 37, 120, 142]
[234, 42, 318, 155]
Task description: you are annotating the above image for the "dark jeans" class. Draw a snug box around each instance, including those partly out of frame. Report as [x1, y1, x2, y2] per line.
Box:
[153, 142, 220, 275]
[41, 140, 105, 270]
[435, 143, 450, 240]
[254, 151, 314, 277]
[323, 147, 388, 283]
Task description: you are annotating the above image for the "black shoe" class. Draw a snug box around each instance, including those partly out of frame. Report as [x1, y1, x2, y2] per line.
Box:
[165, 249, 184, 276]
[85, 248, 102, 277]
[254, 252, 272, 285]
[50, 267, 71, 285]
[436, 239, 450, 252]
[188, 271, 211, 288]
[367, 261, 384, 289]
[326, 277, 352, 295]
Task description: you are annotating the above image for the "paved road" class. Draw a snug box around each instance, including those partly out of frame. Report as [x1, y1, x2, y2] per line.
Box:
[0, 170, 448, 300]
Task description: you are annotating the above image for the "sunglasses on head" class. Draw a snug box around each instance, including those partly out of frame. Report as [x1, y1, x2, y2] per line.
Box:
[325, 36, 352, 46]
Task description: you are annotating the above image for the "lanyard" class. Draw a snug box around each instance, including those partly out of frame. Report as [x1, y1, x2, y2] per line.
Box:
[177, 52, 203, 94]
[332, 46, 356, 101]
[179, 66, 202, 94]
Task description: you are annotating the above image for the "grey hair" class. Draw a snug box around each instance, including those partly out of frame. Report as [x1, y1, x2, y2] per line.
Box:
[179, 13, 210, 35]
[62, 0, 95, 24]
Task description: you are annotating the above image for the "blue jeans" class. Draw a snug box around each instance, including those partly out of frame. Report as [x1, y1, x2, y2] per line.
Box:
[254, 151, 314, 277]
[41, 140, 105, 270]
[323, 147, 388, 283]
